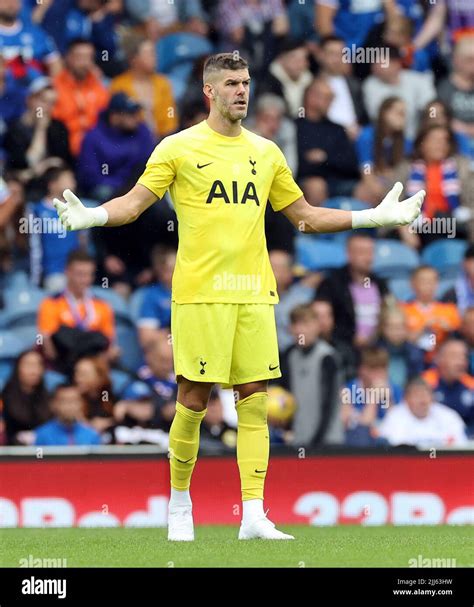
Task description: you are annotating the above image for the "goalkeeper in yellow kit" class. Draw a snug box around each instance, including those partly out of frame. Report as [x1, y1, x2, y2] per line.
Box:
[54, 53, 425, 541]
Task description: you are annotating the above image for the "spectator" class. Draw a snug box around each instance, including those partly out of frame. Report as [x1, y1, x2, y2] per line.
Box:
[137, 245, 175, 347]
[376, 305, 425, 391]
[442, 244, 474, 314]
[296, 77, 360, 205]
[315, 35, 368, 138]
[28, 166, 86, 292]
[4, 76, 72, 176]
[315, 0, 384, 49]
[125, 0, 208, 41]
[419, 99, 472, 160]
[316, 233, 389, 347]
[456, 306, 474, 376]
[363, 46, 435, 140]
[438, 37, 474, 158]
[113, 380, 168, 446]
[34, 383, 101, 445]
[110, 34, 178, 138]
[258, 39, 312, 119]
[342, 347, 402, 446]
[52, 38, 110, 156]
[269, 249, 315, 353]
[77, 92, 156, 201]
[280, 303, 343, 447]
[200, 387, 237, 450]
[355, 96, 411, 206]
[37, 250, 116, 372]
[422, 338, 474, 436]
[395, 125, 473, 248]
[312, 297, 357, 381]
[64, 0, 123, 76]
[73, 355, 115, 434]
[0, 0, 61, 78]
[1, 349, 50, 445]
[378, 377, 467, 447]
[402, 266, 461, 359]
[248, 93, 298, 174]
[412, 0, 474, 52]
[218, 0, 289, 78]
[0, 53, 25, 142]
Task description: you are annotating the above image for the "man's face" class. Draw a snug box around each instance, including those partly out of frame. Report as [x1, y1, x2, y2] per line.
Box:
[269, 250, 293, 291]
[347, 237, 374, 275]
[66, 261, 95, 294]
[360, 364, 388, 388]
[145, 340, 173, 378]
[382, 313, 407, 345]
[0, 0, 20, 23]
[320, 41, 348, 76]
[78, 0, 102, 12]
[206, 68, 250, 123]
[53, 388, 84, 423]
[305, 80, 334, 117]
[312, 301, 334, 336]
[279, 47, 309, 80]
[66, 44, 95, 80]
[438, 342, 468, 380]
[256, 106, 282, 137]
[411, 268, 438, 302]
[291, 315, 320, 347]
[48, 171, 77, 199]
[153, 253, 176, 288]
[461, 309, 474, 344]
[110, 111, 141, 133]
[406, 385, 432, 419]
[454, 39, 474, 80]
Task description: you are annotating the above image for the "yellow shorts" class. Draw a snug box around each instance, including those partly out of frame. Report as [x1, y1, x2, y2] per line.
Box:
[171, 302, 281, 388]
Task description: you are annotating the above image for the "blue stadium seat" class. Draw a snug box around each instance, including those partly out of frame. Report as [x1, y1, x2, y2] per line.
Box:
[323, 197, 371, 212]
[129, 287, 147, 324]
[0, 330, 29, 360]
[388, 278, 414, 302]
[4, 270, 30, 289]
[90, 286, 130, 323]
[156, 33, 213, 100]
[111, 368, 134, 397]
[44, 370, 67, 392]
[0, 360, 13, 390]
[3, 286, 45, 311]
[421, 240, 468, 278]
[295, 235, 347, 271]
[373, 240, 420, 279]
[437, 277, 457, 300]
[116, 325, 143, 373]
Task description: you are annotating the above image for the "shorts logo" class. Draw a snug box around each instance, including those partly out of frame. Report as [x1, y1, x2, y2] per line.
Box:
[199, 359, 207, 375]
[269, 364, 279, 371]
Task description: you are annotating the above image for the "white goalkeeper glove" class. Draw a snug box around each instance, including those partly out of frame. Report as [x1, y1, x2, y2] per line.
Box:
[352, 182, 425, 229]
[53, 189, 109, 231]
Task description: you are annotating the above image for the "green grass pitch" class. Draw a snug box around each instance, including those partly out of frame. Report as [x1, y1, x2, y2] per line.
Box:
[1, 525, 472, 568]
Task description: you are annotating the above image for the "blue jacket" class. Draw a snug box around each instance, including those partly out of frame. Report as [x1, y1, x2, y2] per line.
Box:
[77, 114, 156, 196]
[35, 419, 101, 446]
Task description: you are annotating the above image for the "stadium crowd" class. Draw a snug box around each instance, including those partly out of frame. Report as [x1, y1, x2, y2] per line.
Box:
[0, 0, 473, 450]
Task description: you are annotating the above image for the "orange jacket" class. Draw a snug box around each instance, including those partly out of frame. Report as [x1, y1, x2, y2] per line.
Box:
[110, 71, 178, 137]
[52, 69, 110, 156]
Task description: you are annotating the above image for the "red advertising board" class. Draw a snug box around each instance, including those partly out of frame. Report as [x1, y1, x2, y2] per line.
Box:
[0, 455, 472, 527]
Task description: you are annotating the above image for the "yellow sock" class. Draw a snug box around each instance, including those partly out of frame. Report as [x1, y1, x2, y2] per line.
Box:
[169, 402, 206, 491]
[236, 392, 269, 501]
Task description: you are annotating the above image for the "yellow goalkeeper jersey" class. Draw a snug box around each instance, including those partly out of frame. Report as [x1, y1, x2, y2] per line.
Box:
[137, 120, 303, 304]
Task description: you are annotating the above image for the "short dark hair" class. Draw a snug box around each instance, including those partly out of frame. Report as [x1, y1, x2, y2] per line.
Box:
[66, 38, 94, 53]
[203, 53, 249, 83]
[51, 383, 80, 400]
[404, 376, 432, 394]
[66, 249, 95, 267]
[319, 35, 345, 47]
[44, 165, 73, 188]
[464, 244, 474, 260]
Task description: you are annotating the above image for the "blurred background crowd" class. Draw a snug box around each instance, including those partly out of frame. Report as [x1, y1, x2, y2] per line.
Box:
[0, 0, 473, 451]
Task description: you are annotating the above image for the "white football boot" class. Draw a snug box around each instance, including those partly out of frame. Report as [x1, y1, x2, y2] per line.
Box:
[239, 512, 295, 540]
[167, 506, 194, 541]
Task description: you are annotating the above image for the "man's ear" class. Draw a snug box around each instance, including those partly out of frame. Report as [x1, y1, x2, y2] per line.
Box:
[203, 83, 215, 101]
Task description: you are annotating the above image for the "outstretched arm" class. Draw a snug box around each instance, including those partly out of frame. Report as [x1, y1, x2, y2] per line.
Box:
[53, 184, 158, 230]
[281, 182, 425, 233]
